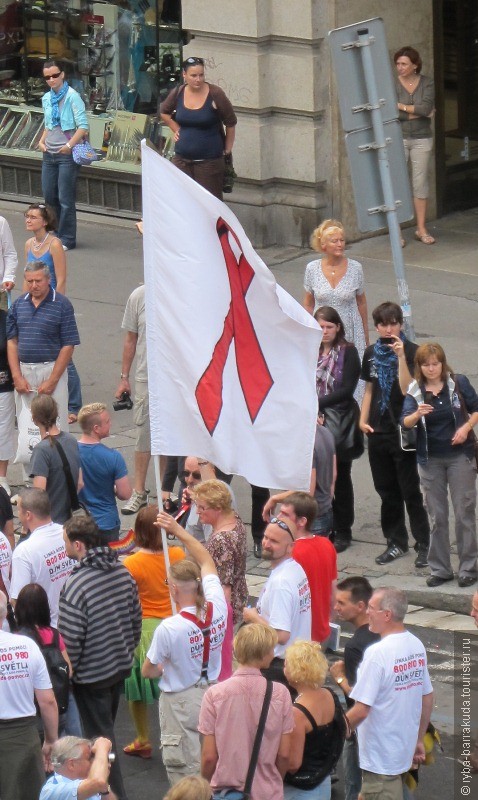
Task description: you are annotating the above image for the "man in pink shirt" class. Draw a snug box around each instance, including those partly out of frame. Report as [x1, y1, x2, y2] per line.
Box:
[199, 623, 293, 800]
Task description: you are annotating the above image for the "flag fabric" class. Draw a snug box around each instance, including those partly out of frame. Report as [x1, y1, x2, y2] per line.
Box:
[141, 141, 322, 490]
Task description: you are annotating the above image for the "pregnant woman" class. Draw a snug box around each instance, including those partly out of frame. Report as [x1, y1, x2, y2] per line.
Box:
[160, 56, 237, 200]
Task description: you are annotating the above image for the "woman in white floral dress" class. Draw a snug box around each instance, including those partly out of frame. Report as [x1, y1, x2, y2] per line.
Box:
[303, 219, 369, 402]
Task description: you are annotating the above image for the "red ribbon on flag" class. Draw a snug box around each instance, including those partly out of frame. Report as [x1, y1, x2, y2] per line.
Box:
[195, 217, 274, 435]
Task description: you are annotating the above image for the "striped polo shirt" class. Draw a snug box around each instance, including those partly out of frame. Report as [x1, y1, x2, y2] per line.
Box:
[7, 287, 80, 363]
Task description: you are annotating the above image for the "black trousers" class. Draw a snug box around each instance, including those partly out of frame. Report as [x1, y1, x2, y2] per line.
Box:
[333, 459, 354, 541]
[251, 484, 270, 543]
[368, 431, 430, 551]
[73, 679, 128, 800]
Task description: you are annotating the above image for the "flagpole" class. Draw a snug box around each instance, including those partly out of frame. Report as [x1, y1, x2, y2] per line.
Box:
[153, 454, 176, 613]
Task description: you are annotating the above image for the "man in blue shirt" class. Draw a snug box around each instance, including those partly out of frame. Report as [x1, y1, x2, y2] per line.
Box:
[7, 262, 80, 434]
[77, 402, 131, 542]
[40, 735, 116, 800]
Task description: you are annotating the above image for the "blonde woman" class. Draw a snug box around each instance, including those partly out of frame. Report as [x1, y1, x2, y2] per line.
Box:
[283, 640, 346, 800]
[193, 479, 247, 680]
[304, 220, 369, 360]
[163, 775, 212, 800]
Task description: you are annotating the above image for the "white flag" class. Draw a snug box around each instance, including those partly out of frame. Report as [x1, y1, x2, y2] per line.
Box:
[142, 141, 321, 489]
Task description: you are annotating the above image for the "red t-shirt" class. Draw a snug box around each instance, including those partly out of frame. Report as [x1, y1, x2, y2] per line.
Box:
[292, 536, 337, 643]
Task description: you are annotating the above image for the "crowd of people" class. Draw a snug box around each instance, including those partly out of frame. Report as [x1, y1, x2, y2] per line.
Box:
[0, 44, 474, 800]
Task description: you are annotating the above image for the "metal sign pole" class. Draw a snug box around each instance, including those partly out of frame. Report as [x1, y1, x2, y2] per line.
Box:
[355, 27, 415, 340]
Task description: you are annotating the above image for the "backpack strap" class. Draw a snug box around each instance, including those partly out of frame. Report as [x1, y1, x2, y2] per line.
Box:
[179, 601, 214, 684]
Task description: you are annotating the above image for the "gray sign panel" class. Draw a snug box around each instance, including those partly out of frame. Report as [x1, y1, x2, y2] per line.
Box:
[328, 17, 398, 133]
[345, 120, 414, 232]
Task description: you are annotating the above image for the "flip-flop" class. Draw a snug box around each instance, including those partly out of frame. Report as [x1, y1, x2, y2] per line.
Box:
[415, 231, 435, 245]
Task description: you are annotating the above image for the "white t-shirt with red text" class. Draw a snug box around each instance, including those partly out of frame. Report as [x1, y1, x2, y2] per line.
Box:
[146, 573, 227, 692]
[256, 558, 311, 658]
[0, 630, 51, 718]
[10, 522, 75, 626]
[350, 630, 433, 775]
[0, 531, 12, 593]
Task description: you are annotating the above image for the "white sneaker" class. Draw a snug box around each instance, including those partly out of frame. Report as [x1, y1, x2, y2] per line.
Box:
[121, 490, 148, 515]
[0, 477, 11, 496]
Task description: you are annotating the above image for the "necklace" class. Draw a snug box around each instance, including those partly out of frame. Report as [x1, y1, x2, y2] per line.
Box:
[32, 232, 49, 251]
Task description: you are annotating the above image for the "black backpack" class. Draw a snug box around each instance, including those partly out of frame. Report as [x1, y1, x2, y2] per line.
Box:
[22, 627, 70, 714]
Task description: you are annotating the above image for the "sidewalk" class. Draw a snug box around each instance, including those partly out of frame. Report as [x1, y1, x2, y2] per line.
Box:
[3, 200, 478, 625]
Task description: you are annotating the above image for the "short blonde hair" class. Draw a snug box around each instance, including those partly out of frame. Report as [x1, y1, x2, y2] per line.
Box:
[310, 218, 345, 252]
[78, 402, 107, 434]
[193, 479, 232, 512]
[163, 775, 211, 800]
[233, 623, 278, 665]
[285, 640, 328, 688]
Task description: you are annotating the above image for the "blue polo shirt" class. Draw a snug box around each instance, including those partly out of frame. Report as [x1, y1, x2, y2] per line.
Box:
[40, 772, 101, 799]
[7, 288, 80, 363]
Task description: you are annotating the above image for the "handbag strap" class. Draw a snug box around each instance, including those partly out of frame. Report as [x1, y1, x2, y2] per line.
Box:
[51, 437, 80, 511]
[243, 680, 273, 796]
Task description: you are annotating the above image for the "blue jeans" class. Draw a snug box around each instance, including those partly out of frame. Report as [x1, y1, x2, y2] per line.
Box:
[67, 360, 82, 414]
[284, 775, 331, 800]
[42, 151, 80, 248]
[310, 508, 333, 537]
[342, 736, 362, 800]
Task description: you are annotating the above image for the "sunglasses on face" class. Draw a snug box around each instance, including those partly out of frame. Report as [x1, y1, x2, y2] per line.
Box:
[180, 469, 201, 480]
[270, 517, 295, 541]
[45, 72, 62, 80]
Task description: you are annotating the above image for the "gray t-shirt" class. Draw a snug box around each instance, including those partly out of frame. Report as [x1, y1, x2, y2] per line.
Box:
[29, 432, 80, 524]
[312, 425, 335, 515]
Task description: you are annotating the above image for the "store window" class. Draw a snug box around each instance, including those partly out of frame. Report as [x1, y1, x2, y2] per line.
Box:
[0, 0, 181, 165]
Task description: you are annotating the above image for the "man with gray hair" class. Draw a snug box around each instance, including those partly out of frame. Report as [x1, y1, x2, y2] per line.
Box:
[0, 589, 58, 800]
[346, 587, 434, 800]
[7, 261, 80, 433]
[10, 487, 74, 625]
[40, 735, 117, 800]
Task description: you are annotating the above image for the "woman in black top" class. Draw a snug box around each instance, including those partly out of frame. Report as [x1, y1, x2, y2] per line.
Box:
[284, 640, 345, 800]
[160, 56, 237, 200]
[314, 306, 361, 552]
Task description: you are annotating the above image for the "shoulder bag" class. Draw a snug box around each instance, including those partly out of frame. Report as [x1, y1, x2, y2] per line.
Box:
[52, 437, 89, 517]
[454, 379, 478, 471]
[212, 680, 273, 800]
[323, 401, 364, 460]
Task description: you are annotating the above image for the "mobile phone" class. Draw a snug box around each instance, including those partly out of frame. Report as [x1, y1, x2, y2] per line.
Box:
[380, 336, 395, 345]
[424, 391, 434, 404]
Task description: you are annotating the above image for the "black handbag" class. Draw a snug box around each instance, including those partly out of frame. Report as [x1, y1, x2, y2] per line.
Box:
[52, 438, 90, 517]
[212, 680, 273, 800]
[323, 401, 364, 460]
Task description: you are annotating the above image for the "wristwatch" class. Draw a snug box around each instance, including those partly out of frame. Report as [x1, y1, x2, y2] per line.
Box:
[120, 373, 129, 379]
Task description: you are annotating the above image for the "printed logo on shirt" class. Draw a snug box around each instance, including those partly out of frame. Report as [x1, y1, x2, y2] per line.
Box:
[44, 545, 75, 583]
[0, 642, 31, 681]
[187, 614, 226, 661]
[0, 539, 11, 568]
[298, 576, 311, 615]
[393, 651, 426, 690]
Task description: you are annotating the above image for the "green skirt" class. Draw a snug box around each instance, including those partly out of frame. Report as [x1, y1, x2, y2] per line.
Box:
[124, 617, 163, 704]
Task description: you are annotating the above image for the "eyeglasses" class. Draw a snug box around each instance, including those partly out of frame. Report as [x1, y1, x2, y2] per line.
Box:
[183, 57, 204, 67]
[180, 470, 201, 480]
[45, 72, 62, 80]
[270, 517, 294, 541]
[24, 214, 42, 221]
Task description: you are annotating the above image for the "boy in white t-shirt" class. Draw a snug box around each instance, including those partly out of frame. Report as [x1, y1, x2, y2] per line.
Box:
[143, 512, 227, 787]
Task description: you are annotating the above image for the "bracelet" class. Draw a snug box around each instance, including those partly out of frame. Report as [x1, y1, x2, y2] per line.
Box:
[66, 142, 72, 150]
[120, 373, 129, 379]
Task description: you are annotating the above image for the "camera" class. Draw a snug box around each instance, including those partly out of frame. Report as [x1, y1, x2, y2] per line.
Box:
[113, 391, 133, 411]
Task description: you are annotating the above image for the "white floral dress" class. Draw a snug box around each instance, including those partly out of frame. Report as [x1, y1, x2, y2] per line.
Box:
[304, 257, 366, 402]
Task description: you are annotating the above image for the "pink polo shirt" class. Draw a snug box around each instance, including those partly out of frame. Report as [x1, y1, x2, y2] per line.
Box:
[198, 666, 294, 800]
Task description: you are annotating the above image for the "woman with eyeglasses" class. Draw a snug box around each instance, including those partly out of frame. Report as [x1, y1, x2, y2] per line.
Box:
[160, 56, 237, 200]
[38, 59, 88, 251]
[122, 504, 184, 759]
[193, 479, 247, 680]
[23, 202, 81, 423]
[304, 220, 368, 403]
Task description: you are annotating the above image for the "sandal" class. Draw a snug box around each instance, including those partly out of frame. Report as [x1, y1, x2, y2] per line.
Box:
[123, 740, 152, 759]
[415, 231, 436, 245]
[400, 238, 406, 248]
[68, 413, 78, 424]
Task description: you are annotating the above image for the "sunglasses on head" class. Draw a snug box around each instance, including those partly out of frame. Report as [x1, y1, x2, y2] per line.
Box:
[270, 516, 294, 541]
[183, 56, 204, 67]
[180, 469, 201, 480]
